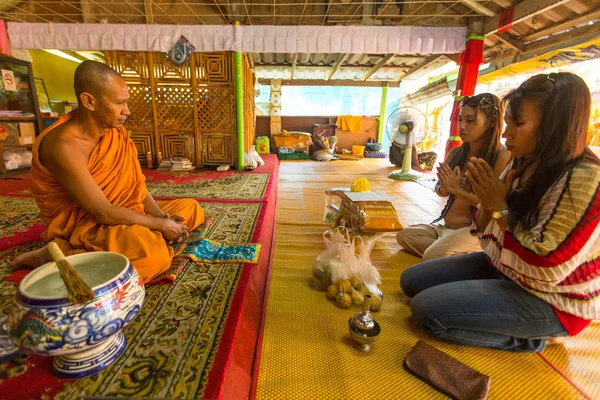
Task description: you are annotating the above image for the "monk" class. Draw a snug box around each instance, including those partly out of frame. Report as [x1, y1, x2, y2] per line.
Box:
[10, 60, 204, 283]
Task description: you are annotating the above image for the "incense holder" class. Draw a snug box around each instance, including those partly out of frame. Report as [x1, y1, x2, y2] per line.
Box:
[348, 294, 381, 352]
[5, 252, 144, 379]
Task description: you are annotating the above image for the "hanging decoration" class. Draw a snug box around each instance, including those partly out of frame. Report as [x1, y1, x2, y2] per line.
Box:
[168, 35, 195, 65]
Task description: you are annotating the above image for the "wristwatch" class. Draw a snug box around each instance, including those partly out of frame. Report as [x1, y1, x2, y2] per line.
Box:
[491, 209, 509, 220]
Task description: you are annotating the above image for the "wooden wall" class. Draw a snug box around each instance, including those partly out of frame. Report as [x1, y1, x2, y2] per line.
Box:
[105, 50, 254, 168]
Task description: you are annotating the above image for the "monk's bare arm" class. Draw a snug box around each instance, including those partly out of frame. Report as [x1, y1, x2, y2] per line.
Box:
[41, 138, 178, 236]
[142, 193, 165, 218]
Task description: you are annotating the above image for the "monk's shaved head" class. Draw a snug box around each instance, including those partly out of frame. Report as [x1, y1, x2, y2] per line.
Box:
[74, 61, 123, 102]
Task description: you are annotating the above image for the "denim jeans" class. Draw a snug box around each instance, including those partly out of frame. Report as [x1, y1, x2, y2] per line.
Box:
[400, 252, 567, 352]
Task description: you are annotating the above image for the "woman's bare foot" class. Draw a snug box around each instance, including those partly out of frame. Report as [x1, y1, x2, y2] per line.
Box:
[546, 337, 566, 346]
[8, 245, 53, 270]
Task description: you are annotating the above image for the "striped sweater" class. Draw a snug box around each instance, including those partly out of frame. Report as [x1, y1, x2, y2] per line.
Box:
[473, 158, 600, 334]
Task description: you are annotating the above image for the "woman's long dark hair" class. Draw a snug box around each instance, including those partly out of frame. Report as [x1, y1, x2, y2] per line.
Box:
[504, 72, 600, 231]
[447, 93, 504, 171]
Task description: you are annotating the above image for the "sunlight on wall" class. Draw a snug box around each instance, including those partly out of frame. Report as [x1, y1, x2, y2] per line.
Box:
[29, 50, 78, 103]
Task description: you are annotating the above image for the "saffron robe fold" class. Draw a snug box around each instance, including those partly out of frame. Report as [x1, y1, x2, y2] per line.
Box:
[30, 113, 204, 283]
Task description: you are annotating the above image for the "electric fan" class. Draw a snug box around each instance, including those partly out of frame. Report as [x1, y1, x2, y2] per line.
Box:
[387, 106, 427, 181]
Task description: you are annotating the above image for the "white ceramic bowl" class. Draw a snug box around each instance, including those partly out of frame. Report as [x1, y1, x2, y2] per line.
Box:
[6, 252, 145, 379]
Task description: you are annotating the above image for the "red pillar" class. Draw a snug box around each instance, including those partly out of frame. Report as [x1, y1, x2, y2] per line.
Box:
[444, 36, 484, 157]
[0, 20, 9, 57]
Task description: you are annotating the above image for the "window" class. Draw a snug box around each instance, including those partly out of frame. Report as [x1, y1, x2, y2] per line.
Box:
[281, 86, 383, 116]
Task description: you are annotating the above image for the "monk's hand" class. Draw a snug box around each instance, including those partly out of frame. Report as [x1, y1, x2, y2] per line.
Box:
[164, 213, 186, 224]
[160, 218, 189, 243]
[465, 157, 515, 211]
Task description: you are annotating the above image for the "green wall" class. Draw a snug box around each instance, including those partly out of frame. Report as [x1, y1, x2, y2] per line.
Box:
[29, 50, 78, 103]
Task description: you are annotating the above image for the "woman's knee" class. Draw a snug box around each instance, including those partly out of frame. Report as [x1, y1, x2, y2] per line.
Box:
[396, 229, 411, 247]
[409, 291, 446, 337]
[400, 264, 426, 298]
[422, 244, 448, 261]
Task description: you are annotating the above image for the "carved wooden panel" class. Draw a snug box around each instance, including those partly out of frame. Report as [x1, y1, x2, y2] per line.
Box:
[152, 53, 192, 84]
[196, 86, 235, 133]
[124, 85, 153, 131]
[154, 86, 195, 131]
[161, 133, 194, 162]
[105, 51, 149, 85]
[104, 51, 239, 168]
[202, 133, 233, 164]
[196, 53, 231, 84]
[130, 132, 153, 167]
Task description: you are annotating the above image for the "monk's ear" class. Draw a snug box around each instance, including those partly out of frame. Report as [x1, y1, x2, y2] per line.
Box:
[80, 92, 96, 111]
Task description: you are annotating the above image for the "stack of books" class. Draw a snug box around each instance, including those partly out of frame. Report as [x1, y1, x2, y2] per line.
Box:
[157, 159, 172, 171]
[170, 157, 195, 171]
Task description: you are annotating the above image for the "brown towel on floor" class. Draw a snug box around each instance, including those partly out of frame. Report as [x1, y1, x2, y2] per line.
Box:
[404, 340, 491, 400]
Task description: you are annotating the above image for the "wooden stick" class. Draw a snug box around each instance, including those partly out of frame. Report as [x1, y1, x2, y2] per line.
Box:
[47, 242, 95, 305]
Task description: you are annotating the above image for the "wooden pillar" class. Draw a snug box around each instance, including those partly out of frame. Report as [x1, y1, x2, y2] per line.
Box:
[378, 83, 388, 143]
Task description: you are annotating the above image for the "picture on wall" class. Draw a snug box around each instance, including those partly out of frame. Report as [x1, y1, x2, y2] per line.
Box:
[34, 77, 51, 113]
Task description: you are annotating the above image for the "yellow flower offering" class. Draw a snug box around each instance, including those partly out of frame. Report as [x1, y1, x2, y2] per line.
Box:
[351, 177, 371, 192]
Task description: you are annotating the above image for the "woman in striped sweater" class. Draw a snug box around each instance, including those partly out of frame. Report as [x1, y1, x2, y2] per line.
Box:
[400, 72, 600, 352]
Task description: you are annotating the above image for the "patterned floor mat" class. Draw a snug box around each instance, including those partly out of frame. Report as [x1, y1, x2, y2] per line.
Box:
[0, 198, 262, 399]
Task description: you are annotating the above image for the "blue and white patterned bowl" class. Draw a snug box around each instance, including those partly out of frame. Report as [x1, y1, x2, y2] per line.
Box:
[6, 252, 145, 379]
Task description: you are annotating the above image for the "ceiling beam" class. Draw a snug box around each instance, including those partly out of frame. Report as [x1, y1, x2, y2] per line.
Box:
[328, 53, 349, 80]
[143, 0, 153, 24]
[460, 0, 495, 17]
[290, 53, 298, 80]
[484, 0, 572, 36]
[484, 21, 600, 75]
[361, 53, 395, 81]
[523, 7, 600, 42]
[523, 19, 600, 55]
[490, 0, 514, 8]
[258, 78, 400, 88]
[79, 0, 94, 23]
[493, 32, 523, 52]
[395, 54, 448, 82]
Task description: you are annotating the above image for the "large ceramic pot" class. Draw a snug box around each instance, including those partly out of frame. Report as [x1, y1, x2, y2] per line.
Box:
[6, 252, 145, 379]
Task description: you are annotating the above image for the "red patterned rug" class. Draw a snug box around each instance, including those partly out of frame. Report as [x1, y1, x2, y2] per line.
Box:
[0, 154, 279, 400]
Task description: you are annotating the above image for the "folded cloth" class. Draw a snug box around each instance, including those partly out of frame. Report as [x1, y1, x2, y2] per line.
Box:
[404, 340, 491, 400]
[335, 115, 363, 133]
[180, 238, 261, 264]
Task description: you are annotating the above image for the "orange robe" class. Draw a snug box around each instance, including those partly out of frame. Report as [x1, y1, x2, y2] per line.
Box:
[30, 113, 204, 283]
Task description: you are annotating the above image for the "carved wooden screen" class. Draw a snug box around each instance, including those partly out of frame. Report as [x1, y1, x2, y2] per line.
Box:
[150, 53, 196, 163]
[104, 51, 238, 167]
[243, 54, 256, 152]
[195, 53, 236, 165]
[104, 51, 154, 167]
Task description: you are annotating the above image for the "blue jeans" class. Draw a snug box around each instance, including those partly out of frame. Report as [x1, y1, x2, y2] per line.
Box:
[400, 252, 567, 352]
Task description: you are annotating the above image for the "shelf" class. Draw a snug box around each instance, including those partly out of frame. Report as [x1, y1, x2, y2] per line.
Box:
[0, 166, 30, 177]
[2, 144, 33, 150]
[0, 116, 37, 122]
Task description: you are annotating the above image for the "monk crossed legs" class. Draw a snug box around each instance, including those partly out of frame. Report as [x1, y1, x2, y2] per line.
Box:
[10, 61, 204, 283]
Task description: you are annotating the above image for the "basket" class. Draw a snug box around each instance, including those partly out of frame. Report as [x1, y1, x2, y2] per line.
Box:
[366, 143, 383, 152]
[278, 151, 309, 160]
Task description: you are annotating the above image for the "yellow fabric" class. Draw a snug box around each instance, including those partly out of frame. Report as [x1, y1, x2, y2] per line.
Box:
[336, 115, 363, 133]
[272, 133, 312, 151]
[255, 159, 594, 400]
[30, 113, 204, 283]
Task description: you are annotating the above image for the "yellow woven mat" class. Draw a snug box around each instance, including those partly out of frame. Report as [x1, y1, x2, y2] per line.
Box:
[255, 159, 594, 400]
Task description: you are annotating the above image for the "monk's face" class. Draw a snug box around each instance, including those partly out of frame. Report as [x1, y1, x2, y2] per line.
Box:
[96, 76, 131, 129]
